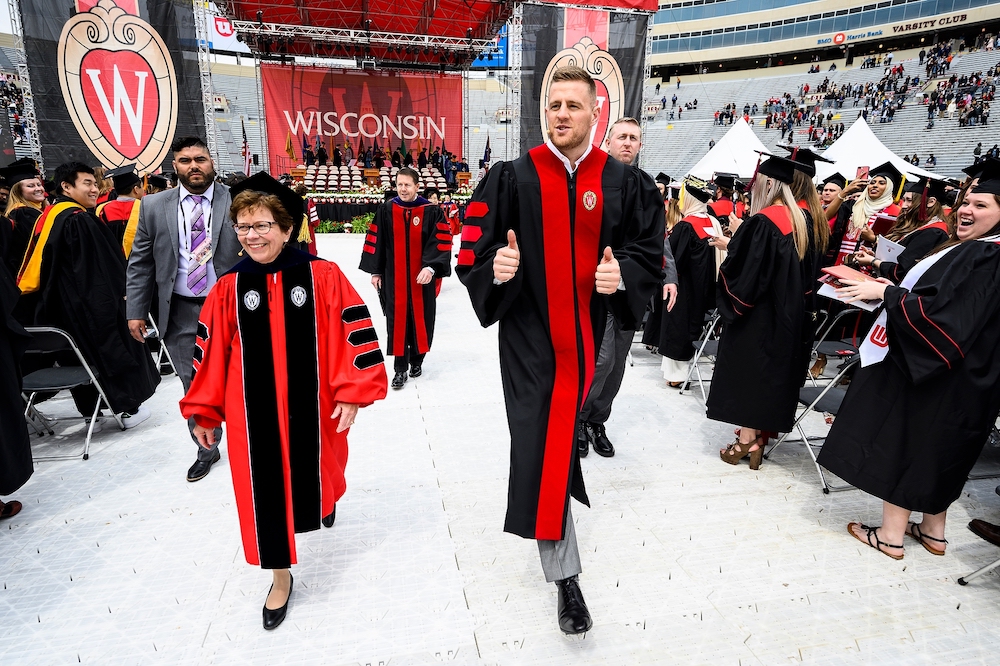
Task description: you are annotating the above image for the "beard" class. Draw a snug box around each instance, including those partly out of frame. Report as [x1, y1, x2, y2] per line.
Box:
[179, 167, 216, 193]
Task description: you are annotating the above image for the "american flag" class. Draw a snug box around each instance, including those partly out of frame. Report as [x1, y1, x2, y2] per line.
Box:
[241, 117, 252, 175]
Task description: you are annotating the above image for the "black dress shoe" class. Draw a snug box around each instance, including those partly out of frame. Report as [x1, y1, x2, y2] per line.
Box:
[391, 371, 408, 389]
[187, 449, 221, 482]
[262, 574, 293, 630]
[969, 519, 1000, 548]
[576, 422, 590, 458]
[322, 505, 336, 528]
[408, 365, 422, 378]
[588, 422, 615, 458]
[555, 575, 592, 634]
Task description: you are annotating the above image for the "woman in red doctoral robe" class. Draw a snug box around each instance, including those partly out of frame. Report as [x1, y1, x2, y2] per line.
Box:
[180, 174, 387, 630]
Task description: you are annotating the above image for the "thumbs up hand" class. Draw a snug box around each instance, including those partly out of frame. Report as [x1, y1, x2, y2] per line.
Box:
[493, 229, 521, 283]
[595, 246, 621, 294]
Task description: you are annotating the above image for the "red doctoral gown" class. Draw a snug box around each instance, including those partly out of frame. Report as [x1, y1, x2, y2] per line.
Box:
[180, 249, 388, 568]
[456, 146, 663, 540]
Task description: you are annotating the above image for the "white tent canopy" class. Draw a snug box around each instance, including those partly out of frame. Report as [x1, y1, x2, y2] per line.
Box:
[814, 119, 943, 186]
[686, 118, 769, 180]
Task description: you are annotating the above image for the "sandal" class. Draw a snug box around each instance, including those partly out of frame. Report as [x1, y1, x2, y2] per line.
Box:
[0, 500, 22, 520]
[809, 355, 828, 379]
[906, 522, 947, 556]
[720, 436, 763, 469]
[667, 381, 683, 388]
[847, 522, 904, 560]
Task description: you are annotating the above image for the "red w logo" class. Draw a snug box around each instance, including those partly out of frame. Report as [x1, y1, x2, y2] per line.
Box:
[869, 324, 889, 348]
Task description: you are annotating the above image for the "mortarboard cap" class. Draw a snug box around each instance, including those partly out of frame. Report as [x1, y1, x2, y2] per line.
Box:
[106, 164, 140, 192]
[970, 158, 1000, 196]
[904, 175, 948, 201]
[963, 157, 1000, 182]
[229, 172, 305, 232]
[684, 182, 713, 203]
[821, 172, 848, 188]
[146, 174, 169, 190]
[776, 145, 833, 177]
[0, 158, 40, 186]
[712, 172, 739, 190]
[869, 161, 905, 187]
[44, 179, 58, 195]
[655, 172, 671, 186]
[756, 155, 797, 184]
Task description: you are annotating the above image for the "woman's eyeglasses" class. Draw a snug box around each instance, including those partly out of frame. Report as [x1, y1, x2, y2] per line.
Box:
[232, 221, 273, 236]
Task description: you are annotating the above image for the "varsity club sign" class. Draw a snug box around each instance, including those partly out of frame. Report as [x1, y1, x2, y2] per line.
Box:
[19, 0, 203, 172]
[58, 0, 177, 171]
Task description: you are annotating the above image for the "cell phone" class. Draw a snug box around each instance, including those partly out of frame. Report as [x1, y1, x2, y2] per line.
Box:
[856, 166, 870, 180]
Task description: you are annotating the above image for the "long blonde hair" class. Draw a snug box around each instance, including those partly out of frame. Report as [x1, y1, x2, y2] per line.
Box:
[790, 170, 829, 254]
[750, 176, 808, 259]
[4, 179, 44, 216]
[665, 198, 681, 232]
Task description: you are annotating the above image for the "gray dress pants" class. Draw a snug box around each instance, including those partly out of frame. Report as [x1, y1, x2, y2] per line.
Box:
[579, 313, 633, 424]
[537, 505, 582, 582]
[164, 297, 223, 461]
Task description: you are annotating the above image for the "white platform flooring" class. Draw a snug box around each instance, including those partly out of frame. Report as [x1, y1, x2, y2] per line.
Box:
[5, 234, 1000, 664]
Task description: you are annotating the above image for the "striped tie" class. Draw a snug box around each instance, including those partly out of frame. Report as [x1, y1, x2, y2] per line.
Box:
[186, 195, 209, 296]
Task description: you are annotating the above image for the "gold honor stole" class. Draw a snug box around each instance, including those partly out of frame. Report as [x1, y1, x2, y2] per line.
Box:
[17, 201, 83, 294]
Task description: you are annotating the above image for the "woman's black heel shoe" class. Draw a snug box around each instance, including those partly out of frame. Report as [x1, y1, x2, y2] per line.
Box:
[263, 573, 293, 630]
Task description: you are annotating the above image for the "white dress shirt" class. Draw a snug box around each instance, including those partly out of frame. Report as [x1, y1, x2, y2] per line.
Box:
[174, 182, 218, 297]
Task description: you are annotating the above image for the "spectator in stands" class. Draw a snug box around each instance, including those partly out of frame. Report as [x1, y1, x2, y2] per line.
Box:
[671, 93, 677, 107]
[926, 154, 937, 167]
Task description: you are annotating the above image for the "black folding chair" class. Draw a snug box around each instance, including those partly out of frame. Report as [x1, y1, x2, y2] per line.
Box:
[679, 309, 721, 404]
[145, 313, 176, 376]
[21, 327, 124, 461]
[764, 355, 859, 494]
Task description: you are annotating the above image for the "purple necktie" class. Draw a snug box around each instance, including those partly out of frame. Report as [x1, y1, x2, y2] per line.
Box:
[186, 195, 209, 296]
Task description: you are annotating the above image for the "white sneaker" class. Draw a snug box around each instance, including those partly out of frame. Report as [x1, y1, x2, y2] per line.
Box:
[84, 418, 103, 434]
[120, 405, 151, 430]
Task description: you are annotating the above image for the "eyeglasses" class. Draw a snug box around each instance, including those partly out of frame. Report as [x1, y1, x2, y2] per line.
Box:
[232, 221, 273, 236]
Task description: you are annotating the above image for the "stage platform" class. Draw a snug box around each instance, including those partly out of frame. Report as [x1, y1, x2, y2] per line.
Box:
[4, 234, 1000, 664]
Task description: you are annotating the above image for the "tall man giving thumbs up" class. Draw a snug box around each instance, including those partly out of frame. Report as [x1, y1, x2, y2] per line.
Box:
[456, 66, 663, 635]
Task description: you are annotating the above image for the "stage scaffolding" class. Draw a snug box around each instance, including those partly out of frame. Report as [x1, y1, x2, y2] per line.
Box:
[193, 0, 218, 158]
[8, 0, 42, 167]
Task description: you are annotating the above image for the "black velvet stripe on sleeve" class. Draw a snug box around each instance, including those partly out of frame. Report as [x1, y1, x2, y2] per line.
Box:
[342, 304, 371, 323]
[347, 327, 378, 346]
[282, 263, 322, 534]
[236, 272, 292, 569]
[354, 349, 384, 370]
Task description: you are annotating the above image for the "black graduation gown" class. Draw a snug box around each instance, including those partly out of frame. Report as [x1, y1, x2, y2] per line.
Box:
[359, 197, 451, 357]
[707, 206, 804, 433]
[876, 221, 950, 283]
[798, 207, 824, 383]
[0, 260, 32, 495]
[818, 239, 1000, 513]
[18, 199, 159, 414]
[456, 146, 663, 540]
[4, 206, 40, 279]
[656, 216, 715, 361]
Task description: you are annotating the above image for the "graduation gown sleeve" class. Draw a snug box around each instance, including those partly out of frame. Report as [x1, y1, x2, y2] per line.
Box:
[456, 163, 524, 327]
[876, 225, 949, 283]
[359, 203, 388, 276]
[881, 242, 1000, 384]
[421, 205, 452, 277]
[716, 212, 784, 322]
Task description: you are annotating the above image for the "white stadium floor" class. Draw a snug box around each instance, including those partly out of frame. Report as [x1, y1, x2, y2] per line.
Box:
[4, 234, 1000, 664]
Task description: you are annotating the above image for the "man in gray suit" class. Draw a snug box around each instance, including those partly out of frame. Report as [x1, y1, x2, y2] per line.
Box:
[125, 136, 242, 481]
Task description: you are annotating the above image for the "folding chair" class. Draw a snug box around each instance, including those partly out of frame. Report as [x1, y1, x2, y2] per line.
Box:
[145, 313, 176, 376]
[21, 327, 124, 461]
[678, 310, 721, 404]
[807, 305, 863, 386]
[764, 355, 859, 494]
[958, 554, 1000, 586]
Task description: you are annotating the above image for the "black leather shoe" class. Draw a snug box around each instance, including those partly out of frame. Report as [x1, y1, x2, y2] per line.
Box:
[588, 422, 615, 458]
[391, 371, 407, 389]
[409, 365, 422, 378]
[576, 422, 589, 458]
[262, 573, 293, 630]
[187, 449, 221, 482]
[322, 505, 336, 528]
[969, 519, 1000, 548]
[555, 575, 592, 634]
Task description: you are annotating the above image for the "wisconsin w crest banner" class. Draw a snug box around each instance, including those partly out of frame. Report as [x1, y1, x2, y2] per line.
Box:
[519, 2, 650, 153]
[19, 0, 206, 172]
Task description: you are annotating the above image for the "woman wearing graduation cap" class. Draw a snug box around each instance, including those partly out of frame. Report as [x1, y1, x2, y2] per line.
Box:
[707, 155, 811, 468]
[818, 163, 1000, 560]
[825, 161, 905, 267]
[853, 176, 951, 283]
[655, 181, 724, 386]
[179, 173, 388, 629]
[0, 158, 44, 279]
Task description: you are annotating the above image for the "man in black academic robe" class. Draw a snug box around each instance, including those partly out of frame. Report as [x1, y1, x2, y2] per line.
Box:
[17, 162, 158, 420]
[456, 67, 662, 634]
[359, 167, 451, 389]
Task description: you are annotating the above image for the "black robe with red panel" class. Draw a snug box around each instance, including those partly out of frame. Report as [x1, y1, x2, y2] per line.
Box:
[456, 146, 663, 541]
[359, 197, 451, 358]
[655, 215, 716, 362]
[818, 238, 1000, 513]
[875, 220, 950, 284]
[180, 249, 388, 568]
[707, 206, 804, 433]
